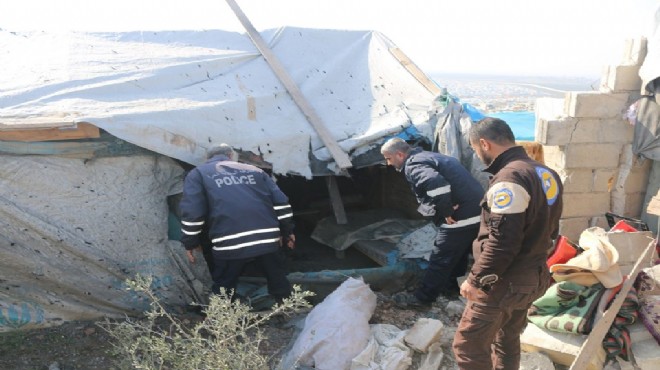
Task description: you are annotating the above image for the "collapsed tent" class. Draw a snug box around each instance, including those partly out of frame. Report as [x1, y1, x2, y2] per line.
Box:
[0, 26, 438, 177]
[0, 27, 446, 330]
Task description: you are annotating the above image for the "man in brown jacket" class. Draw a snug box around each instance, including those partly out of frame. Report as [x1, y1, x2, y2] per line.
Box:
[453, 117, 563, 369]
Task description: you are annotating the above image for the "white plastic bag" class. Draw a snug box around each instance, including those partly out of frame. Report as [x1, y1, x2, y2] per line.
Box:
[279, 277, 377, 370]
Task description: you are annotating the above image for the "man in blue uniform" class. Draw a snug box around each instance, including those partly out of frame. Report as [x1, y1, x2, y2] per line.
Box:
[381, 138, 484, 308]
[179, 144, 295, 303]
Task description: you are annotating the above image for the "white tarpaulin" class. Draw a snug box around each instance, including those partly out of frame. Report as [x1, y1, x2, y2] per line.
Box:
[0, 27, 439, 178]
[0, 154, 214, 331]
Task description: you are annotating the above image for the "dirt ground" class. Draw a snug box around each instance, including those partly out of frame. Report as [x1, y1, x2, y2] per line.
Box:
[0, 291, 463, 370]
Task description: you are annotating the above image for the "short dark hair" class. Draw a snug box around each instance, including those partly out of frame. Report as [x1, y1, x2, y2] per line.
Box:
[469, 117, 515, 145]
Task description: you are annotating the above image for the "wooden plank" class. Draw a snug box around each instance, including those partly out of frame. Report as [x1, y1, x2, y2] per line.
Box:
[0, 122, 100, 142]
[569, 237, 658, 370]
[224, 0, 352, 170]
[389, 47, 442, 96]
[325, 176, 347, 225]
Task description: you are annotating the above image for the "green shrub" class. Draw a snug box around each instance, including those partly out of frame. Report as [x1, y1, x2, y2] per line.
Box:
[99, 275, 313, 370]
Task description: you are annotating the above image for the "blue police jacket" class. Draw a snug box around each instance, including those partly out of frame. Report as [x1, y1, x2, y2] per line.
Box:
[179, 155, 294, 260]
[403, 148, 484, 230]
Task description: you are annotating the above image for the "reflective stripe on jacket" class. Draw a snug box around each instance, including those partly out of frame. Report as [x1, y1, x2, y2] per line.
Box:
[179, 155, 293, 259]
[403, 148, 484, 229]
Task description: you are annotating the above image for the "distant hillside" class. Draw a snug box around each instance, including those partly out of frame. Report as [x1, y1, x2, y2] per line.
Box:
[430, 73, 599, 113]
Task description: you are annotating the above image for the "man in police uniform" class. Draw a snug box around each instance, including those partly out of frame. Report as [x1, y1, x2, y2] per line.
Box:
[381, 138, 484, 308]
[179, 144, 295, 304]
[453, 118, 563, 369]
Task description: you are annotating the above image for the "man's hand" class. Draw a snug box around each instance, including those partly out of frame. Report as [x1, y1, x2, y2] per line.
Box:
[186, 246, 202, 264]
[460, 280, 481, 302]
[284, 234, 296, 249]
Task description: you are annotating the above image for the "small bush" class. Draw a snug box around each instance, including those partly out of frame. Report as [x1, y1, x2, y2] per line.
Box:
[99, 275, 313, 370]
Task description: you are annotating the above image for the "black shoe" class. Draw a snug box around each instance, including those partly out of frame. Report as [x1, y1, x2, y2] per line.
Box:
[392, 292, 432, 310]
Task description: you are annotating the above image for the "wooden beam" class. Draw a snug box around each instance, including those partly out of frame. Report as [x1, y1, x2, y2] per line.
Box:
[389, 47, 442, 96]
[325, 176, 347, 225]
[569, 237, 658, 370]
[0, 122, 100, 142]
[224, 0, 352, 170]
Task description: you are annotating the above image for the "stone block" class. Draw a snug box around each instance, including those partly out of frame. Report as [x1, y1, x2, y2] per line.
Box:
[536, 117, 578, 145]
[564, 143, 621, 169]
[543, 146, 566, 170]
[593, 169, 616, 192]
[621, 38, 648, 66]
[536, 97, 566, 121]
[559, 217, 589, 242]
[521, 324, 605, 370]
[561, 169, 594, 194]
[600, 65, 642, 92]
[404, 318, 444, 353]
[561, 193, 611, 218]
[595, 118, 635, 143]
[565, 91, 630, 118]
[623, 192, 646, 217]
[624, 166, 651, 193]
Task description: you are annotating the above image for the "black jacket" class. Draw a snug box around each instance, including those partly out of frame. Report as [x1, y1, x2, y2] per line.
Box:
[403, 148, 484, 230]
[179, 155, 294, 260]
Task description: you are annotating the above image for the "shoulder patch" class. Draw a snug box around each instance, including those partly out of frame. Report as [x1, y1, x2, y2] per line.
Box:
[535, 167, 560, 205]
[487, 181, 530, 214]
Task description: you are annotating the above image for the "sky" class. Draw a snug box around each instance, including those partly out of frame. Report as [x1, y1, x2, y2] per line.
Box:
[0, 0, 658, 78]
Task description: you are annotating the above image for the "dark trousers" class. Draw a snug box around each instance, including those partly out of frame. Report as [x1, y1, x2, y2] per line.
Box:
[415, 225, 477, 302]
[211, 250, 292, 301]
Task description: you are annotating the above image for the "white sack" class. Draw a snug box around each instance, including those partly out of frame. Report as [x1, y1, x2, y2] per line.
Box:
[279, 277, 377, 370]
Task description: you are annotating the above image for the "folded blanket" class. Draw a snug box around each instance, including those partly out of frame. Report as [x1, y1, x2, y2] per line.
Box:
[528, 281, 605, 334]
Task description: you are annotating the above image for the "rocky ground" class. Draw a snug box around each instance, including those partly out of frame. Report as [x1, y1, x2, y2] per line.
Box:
[0, 291, 464, 370]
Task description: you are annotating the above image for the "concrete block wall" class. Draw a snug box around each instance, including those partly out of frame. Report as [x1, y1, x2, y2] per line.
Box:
[535, 38, 651, 242]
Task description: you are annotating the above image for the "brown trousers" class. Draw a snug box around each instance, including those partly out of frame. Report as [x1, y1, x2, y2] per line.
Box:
[452, 267, 550, 370]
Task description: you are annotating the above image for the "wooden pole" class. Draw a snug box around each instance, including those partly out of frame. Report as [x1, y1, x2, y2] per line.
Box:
[224, 0, 353, 170]
[569, 237, 657, 370]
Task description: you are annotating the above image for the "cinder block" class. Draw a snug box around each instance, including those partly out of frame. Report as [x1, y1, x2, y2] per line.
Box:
[621, 38, 648, 66]
[535, 97, 566, 121]
[521, 324, 605, 370]
[623, 192, 646, 216]
[562, 169, 594, 193]
[600, 65, 643, 92]
[565, 91, 630, 118]
[564, 143, 622, 169]
[558, 217, 589, 242]
[561, 192, 611, 218]
[593, 169, 616, 192]
[595, 118, 635, 143]
[624, 167, 651, 193]
[543, 146, 566, 170]
[404, 318, 444, 353]
[536, 117, 578, 145]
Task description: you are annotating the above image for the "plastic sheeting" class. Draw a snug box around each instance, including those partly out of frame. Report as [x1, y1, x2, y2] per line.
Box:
[278, 277, 377, 370]
[0, 27, 438, 178]
[0, 154, 213, 331]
